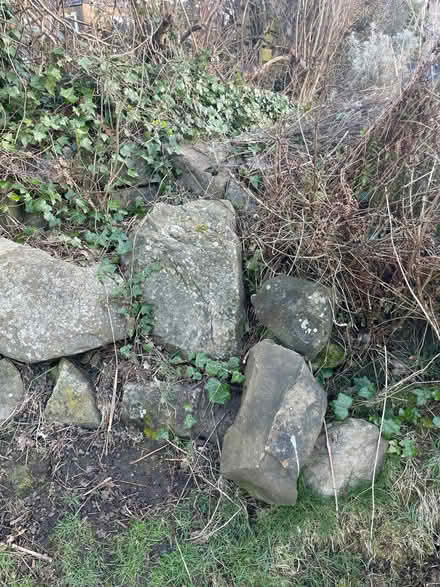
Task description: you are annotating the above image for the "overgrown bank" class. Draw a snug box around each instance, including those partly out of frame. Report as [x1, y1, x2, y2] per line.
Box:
[2, 0, 440, 585]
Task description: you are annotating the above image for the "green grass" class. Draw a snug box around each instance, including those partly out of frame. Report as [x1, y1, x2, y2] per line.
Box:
[2, 450, 439, 586]
[52, 514, 105, 587]
[0, 552, 38, 587]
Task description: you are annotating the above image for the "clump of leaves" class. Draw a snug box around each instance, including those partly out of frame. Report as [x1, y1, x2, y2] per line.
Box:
[110, 265, 161, 359]
[331, 376, 440, 457]
[170, 352, 245, 405]
[0, 0, 291, 273]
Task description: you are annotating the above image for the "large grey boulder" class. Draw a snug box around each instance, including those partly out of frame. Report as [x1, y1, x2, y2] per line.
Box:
[0, 238, 129, 363]
[44, 359, 101, 429]
[220, 340, 327, 505]
[121, 379, 241, 443]
[0, 359, 24, 422]
[302, 418, 388, 497]
[124, 200, 245, 358]
[251, 276, 332, 360]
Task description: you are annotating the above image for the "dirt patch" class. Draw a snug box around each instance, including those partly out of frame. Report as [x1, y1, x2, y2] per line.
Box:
[0, 428, 193, 552]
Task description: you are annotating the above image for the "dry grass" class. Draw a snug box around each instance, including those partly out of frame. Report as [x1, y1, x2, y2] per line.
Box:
[241, 43, 440, 359]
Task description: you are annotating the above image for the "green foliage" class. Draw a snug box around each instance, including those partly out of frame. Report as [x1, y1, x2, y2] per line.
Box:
[329, 375, 440, 458]
[331, 392, 353, 420]
[110, 266, 160, 359]
[0, 2, 290, 276]
[52, 514, 104, 587]
[352, 375, 376, 399]
[170, 351, 246, 405]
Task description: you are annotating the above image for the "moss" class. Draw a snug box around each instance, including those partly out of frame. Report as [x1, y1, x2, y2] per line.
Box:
[312, 343, 346, 369]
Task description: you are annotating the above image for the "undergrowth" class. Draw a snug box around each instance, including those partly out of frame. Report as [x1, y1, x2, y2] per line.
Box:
[0, 0, 290, 256]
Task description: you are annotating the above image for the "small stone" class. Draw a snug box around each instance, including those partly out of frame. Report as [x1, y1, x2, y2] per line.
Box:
[252, 276, 332, 359]
[302, 418, 388, 497]
[45, 359, 101, 429]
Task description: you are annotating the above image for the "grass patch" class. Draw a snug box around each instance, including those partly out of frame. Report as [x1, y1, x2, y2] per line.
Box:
[23, 456, 434, 585]
[0, 441, 439, 586]
[52, 515, 105, 586]
[0, 552, 38, 587]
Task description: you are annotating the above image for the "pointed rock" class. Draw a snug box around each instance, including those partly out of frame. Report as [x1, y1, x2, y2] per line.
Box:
[45, 359, 101, 429]
[221, 340, 327, 505]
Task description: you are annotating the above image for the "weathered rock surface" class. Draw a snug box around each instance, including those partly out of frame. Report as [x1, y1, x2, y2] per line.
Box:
[0, 237, 129, 363]
[221, 339, 327, 505]
[121, 379, 199, 437]
[302, 418, 388, 497]
[173, 143, 255, 212]
[124, 200, 245, 358]
[121, 379, 240, 442]
[251, 276, 332, 360]
[0, 359, 24, 422]
[111, 185, 157, 209]
[195, 390, 242, 443]
[44, 359, 101, 429]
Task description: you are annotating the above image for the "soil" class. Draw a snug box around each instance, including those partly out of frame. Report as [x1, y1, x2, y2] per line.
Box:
[0, 355, 199, 584]
[0, 429, 192, 549]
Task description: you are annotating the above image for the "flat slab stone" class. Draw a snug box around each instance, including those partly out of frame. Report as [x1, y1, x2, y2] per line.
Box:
[0, 238, 129, 363]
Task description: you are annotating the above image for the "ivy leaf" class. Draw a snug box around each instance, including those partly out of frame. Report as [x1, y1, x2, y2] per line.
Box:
[79, 136, 92, 151]
[227, 357, 240, 370]
[382, 418, 401, 439]
[119, 345, 133, 359]
[33, 129, 47, 142]
[231, 371, 246, 384]
[205, 378, 231, 405]
[353, 376, 376, 399]
[60, 86, 78, 103]
[432, 416, 440, 428]
[249, 174, 261, 189]
[411, 388, 431, 407]
[331, 393, 353, 420]
[205, 360, 221, 377]
[195, 352, 209, 369]
[186, 366, 202, 381]
[399, 437, 417, 458]
[398, 407, 419, 424]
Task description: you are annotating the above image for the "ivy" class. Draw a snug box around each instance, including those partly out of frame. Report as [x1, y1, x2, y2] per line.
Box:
[329, 375, 440, 458]
[169, 351, 246, 405]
